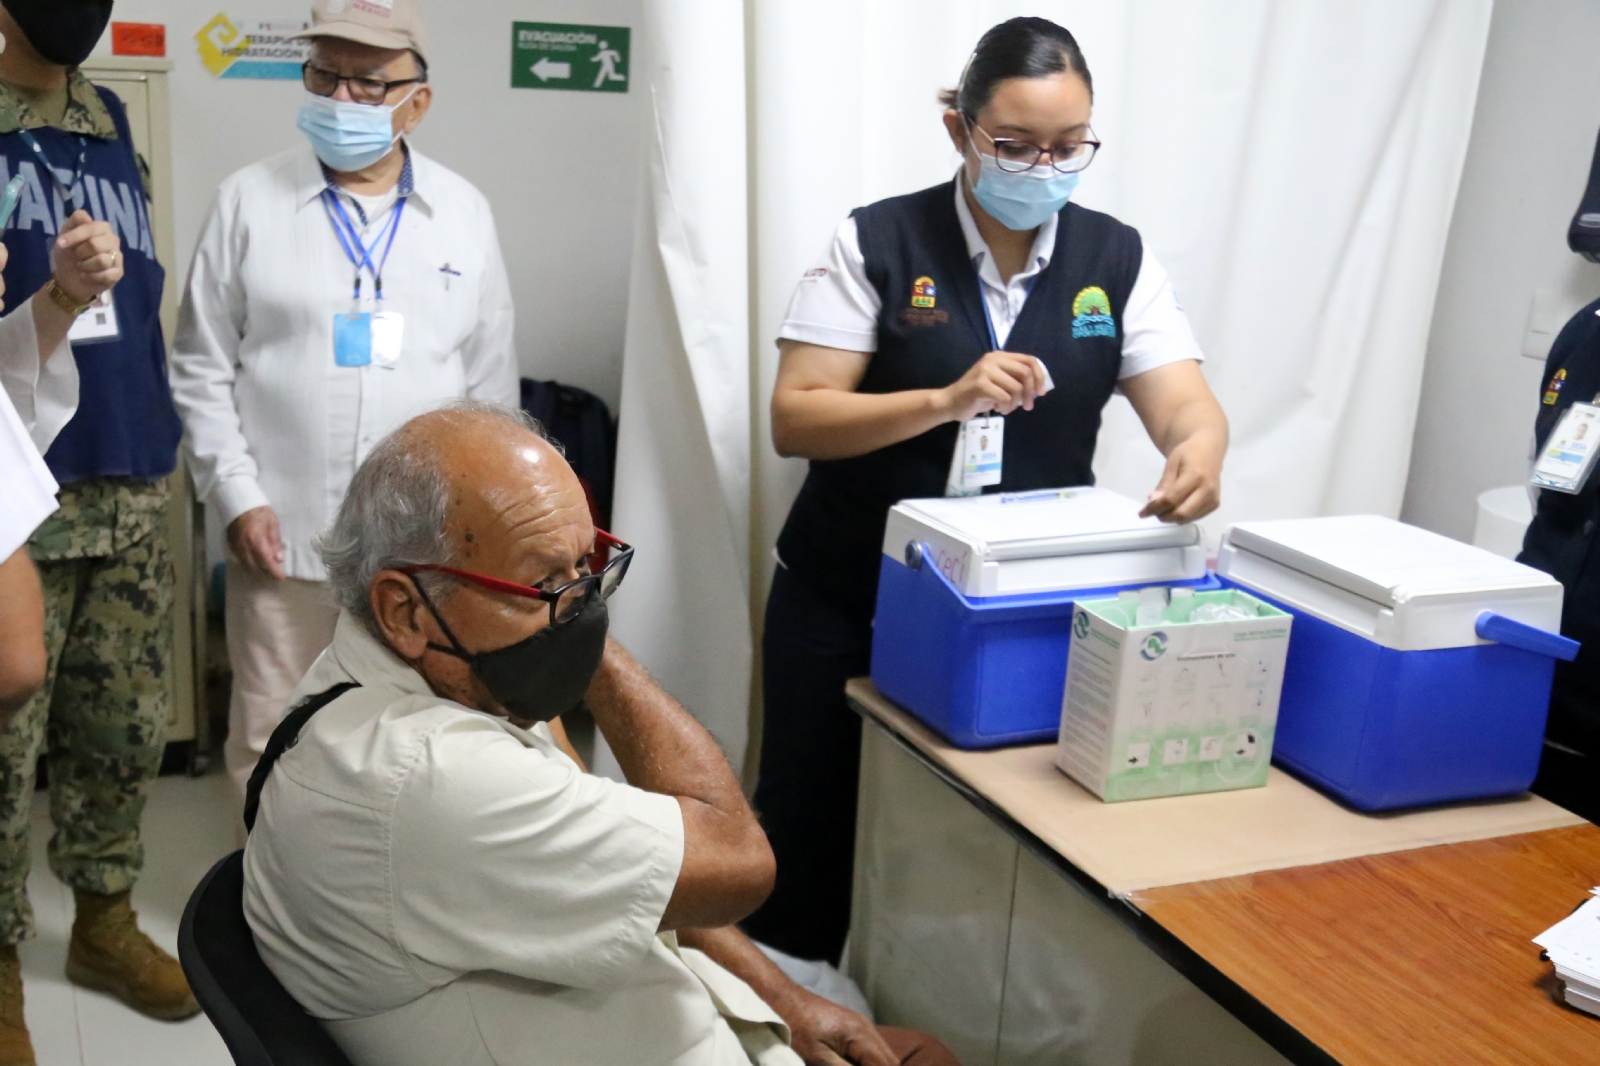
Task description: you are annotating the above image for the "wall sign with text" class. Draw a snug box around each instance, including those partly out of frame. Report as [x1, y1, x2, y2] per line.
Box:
[195, 13, 310, 80]
[511, 22, 630, 93]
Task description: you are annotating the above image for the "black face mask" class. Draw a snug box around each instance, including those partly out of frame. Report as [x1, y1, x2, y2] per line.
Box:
[6, 0, 115, 67]
[411, 578, 609, 725]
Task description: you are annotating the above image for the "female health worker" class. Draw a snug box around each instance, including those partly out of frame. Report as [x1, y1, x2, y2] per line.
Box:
[744, 18, 1230, 965]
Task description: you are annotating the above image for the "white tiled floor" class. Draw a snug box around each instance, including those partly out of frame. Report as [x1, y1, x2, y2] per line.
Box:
[20, 769, 238, 1066]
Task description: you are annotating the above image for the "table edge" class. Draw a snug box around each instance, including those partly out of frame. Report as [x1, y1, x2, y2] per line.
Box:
[851, 685, 1348, 1066]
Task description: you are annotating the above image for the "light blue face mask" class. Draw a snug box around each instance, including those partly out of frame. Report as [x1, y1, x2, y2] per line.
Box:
[969, 149, 1080, 231]
[295, 88, 416, 173]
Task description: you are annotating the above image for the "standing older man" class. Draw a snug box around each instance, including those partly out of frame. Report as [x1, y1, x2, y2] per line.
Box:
[171, 0, 517, 799]
[241, 402, 959, 1066]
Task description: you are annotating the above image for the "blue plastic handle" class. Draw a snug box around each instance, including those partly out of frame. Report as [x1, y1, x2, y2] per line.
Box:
[1475, 611, 1580, 661]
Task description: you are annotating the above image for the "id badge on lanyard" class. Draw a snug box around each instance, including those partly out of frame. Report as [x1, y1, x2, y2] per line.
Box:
[946, 269, 1008, 497]
[1532, 399, 1600, 494]
[325, 190, 406, 368]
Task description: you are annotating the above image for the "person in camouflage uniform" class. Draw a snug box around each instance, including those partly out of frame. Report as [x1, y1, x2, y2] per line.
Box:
[0, 3, 199, 1061]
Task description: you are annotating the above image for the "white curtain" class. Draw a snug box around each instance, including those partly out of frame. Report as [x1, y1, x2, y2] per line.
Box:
[604, 0, 753, 776]
[616, 0, 1493, 771]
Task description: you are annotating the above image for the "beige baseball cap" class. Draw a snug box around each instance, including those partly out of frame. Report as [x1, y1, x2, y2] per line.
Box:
[294, 0, 430, 64]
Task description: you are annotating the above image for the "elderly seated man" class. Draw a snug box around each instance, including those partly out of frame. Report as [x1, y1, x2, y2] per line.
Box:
[241, 401, 959, 1066]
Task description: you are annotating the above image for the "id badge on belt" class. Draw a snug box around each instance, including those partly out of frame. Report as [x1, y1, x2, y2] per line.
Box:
[945, 414, 1004, 497]
[1532, 400, 1600, 494]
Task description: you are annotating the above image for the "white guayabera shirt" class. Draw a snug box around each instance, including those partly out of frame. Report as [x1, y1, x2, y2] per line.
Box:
[243, 613, 803, 1066]
[171, 143, 518, 581]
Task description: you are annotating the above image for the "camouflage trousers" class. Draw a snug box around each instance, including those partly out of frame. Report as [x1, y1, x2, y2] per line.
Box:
[0, 478, 173, 944]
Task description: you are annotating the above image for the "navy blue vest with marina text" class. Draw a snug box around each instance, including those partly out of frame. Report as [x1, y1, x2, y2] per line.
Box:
[776, 181, 1142, 617]
[0, 86, 178, 485]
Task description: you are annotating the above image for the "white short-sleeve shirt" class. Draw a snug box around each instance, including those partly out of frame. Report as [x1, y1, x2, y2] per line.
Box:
[778, 180, 1204, 379]
[243, 613, 798, 1066]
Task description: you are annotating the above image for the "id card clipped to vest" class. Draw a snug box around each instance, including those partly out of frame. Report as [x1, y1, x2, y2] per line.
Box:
[945, 415, 1004, 497]
[1532, 400, 1600, 494]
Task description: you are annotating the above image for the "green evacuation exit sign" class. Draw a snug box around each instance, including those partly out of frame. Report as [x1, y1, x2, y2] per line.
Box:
[511, 22, 630, 92]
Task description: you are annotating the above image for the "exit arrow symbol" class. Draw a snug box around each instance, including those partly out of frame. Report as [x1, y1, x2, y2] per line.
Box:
[531, 56, 571, 81]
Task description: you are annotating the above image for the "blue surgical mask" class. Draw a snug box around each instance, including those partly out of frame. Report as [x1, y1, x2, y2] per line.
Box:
[295, 89, 416, 173]
[969, 150, 1080, 231]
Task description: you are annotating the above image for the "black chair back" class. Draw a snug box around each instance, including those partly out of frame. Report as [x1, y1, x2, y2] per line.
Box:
[178, 851, 355, 1066]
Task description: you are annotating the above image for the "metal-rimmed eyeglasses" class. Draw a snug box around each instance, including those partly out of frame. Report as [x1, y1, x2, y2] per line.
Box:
[302, 62, 426, 106]
[400, 530, 633, 628]
[965, 116, 1101, 174]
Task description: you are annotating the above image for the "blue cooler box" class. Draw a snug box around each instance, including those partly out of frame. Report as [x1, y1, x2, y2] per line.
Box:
[1217, 516, 1579, 811]
[871, 489, 1211, 749]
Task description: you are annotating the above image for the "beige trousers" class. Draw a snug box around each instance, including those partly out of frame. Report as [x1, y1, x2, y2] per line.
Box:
[224, 563, 339, 801]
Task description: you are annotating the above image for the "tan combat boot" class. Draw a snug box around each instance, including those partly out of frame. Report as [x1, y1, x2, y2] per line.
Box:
[0, 945, 34, 1066]
[66, 890, 199, 1021]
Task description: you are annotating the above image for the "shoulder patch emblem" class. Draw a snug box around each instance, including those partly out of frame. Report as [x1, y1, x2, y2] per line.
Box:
[1545, 367, 1567, 405]
[1071, 286, 1116, 339]
[911, 276, 937, 309]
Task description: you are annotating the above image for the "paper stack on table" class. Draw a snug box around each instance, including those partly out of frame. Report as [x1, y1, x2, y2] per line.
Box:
[1534, 888, 1600, 1016]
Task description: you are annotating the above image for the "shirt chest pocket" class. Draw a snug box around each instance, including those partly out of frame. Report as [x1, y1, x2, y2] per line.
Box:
[395, 246, 481, 363]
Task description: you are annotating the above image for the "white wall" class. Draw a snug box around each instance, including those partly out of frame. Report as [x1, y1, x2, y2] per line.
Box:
[92, 0, 642, 409]
[1402, 0, 1600, 540]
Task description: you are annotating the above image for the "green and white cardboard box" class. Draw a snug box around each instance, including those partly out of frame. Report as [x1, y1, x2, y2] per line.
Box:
[1056, 589, 1293, 802]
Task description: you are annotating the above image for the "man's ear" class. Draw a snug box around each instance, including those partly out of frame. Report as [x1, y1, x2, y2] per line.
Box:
[401, 85, 432, 134]
[370, 571, 430, 659]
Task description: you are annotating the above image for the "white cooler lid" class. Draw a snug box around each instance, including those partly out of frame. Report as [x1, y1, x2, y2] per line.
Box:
[1225, 515, 1557, 605]
[896, 487, 1198, 562]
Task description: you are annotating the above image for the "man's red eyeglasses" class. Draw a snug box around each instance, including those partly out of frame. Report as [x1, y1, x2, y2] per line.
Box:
[400, 530, 632, 627]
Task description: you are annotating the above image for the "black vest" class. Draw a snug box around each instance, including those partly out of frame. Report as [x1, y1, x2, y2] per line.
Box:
[776, 181, 1143, 617]
[1519, 297, 1600, 745]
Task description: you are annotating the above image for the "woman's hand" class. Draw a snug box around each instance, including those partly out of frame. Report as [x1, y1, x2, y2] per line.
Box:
[51, 210, 121, 304]
[1142, 427, 1225, 521]
[1120, 360, 1229, 524]
[936, 350, 1051, 422]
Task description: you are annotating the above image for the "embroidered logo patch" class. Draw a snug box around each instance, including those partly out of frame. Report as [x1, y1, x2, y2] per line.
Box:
[1545, 367, 1567, 406]
[911, 276, 937, 309]
[1071, 286, 1116, 339]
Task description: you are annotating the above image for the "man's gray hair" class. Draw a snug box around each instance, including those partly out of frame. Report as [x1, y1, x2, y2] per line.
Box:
[317, 400, 549, 634]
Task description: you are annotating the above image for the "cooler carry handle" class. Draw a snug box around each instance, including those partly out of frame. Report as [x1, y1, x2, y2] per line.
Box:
[1475, 611, 1581, 661]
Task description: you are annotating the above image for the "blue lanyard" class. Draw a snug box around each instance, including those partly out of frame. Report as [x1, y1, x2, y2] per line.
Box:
[17, 129, 87, 201]
[320, 188, 407, 302]
[976, 263, 1001, 351]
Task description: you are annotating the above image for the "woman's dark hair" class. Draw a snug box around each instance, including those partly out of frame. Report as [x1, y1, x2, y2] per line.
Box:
[938, 17, 1092, 116]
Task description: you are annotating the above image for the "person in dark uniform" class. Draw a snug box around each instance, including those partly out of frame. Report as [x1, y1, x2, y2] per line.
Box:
[747, 17, 1229, 964]
[1520, 299, 1600, 825]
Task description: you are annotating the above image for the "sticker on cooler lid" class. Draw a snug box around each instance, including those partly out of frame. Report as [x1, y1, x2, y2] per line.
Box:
[1532, 401, 1600, 494]
[68, 291, 119, 344]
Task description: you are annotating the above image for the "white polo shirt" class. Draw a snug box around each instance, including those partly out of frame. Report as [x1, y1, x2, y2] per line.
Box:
[779, 179, 1205, 378]
[243, 613, 801, 1066]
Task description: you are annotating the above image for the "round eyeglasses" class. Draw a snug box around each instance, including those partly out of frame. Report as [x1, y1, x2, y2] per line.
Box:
[400, 530, 633, 628]
[302, 62, 425, 107]
[966, 116, 1101, 174]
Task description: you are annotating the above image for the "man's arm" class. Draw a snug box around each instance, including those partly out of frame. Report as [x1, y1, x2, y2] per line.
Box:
[677, 926, 898, 1066]
[169, 191, 280, 574]
[585, 639, 775, 931]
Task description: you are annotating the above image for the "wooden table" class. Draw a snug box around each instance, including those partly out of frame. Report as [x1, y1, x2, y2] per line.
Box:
[844, 678, 1600, 1066]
